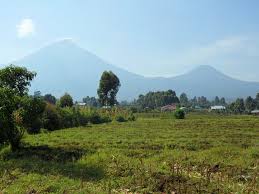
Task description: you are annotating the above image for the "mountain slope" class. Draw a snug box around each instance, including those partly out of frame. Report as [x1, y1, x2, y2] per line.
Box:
[10, 40, 259, 100]
[167, 65, 259, 99]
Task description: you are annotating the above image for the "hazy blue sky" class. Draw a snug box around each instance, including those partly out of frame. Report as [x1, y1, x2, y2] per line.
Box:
[1, 0, 259, 80]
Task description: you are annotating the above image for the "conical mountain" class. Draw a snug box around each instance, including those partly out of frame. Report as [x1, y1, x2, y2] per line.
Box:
[11, 40, 259, 100]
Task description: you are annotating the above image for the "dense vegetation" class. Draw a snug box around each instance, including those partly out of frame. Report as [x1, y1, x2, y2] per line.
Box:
[136, 90, 180, 109]
[0, 113, 258, 193]
[132, 90, 259, 114]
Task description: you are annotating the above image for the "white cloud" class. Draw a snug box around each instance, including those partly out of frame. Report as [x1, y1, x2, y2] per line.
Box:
[16, 18, 35, 38]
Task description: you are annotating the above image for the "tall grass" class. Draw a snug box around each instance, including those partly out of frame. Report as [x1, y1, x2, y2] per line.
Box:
[0, 114, 258, 193]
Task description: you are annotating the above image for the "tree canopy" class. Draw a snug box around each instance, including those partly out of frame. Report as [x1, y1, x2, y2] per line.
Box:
[60, 93, 73, 107]
[97, 71, 120, 106]
[136, 90, 179, 109]
[0, 65, 36, 96]
[44, 94, 57, 105]
[0, 65, 36, 151]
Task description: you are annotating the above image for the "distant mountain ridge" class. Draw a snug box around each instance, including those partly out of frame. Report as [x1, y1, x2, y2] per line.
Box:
[6, 40, 259, 100]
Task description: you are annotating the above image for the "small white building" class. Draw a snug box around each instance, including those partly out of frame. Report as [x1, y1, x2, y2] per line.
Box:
[76, 102, 86, 106]
[251, 110, 259, 115]
[210, 105, 226, 111]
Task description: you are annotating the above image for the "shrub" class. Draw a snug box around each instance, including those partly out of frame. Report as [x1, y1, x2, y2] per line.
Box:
[89, 112, 103, 124]
[58, 107, 77, 128]
[115, 115, 127, 122]
[77, 111, 89, 126]
[88, 112, 111, 124]
[174, 109, 185, 119]
[100, 115, 112, 123]
[128, 113, 136, 121]
[43, 103, 61, 131]
[26, 118, 42, 134]
[21, 96, 46, 134]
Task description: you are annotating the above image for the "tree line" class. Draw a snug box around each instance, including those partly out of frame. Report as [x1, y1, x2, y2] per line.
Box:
[130, 91, 259, 114]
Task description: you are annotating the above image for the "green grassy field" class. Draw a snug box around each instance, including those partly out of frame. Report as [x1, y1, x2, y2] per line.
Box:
[0, 113, 258, 193]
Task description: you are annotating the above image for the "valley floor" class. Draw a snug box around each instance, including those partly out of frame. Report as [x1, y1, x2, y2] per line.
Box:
[0, 114, 258, 193]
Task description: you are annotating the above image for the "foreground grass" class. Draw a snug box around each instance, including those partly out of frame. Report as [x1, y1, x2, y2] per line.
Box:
[0, 114, 258, 193]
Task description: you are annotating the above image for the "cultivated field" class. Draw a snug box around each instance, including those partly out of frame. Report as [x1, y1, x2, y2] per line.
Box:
[0, 113, 258, 193]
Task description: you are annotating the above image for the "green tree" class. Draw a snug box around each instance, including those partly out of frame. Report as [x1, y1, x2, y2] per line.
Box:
[220, 97, 226, 105]
[0, 88, 23, 151]
[21, 96, 46, 134]
[234, 98, 245, 114]
[174, 108, 185, 119]
[190, 96, 198, 107]
[179, 93, 188, 107]
[83, 96, 99, 107]
[245, 96, 256, 112]
[136, 90, 179, 109]
[0, 65, 36, 96]
[0, 65, 36, 151]
[198, 96, 210, 108]
[214, 96, 220, 105]
[97, 71, 120, 106]
[42, 103, 61, 131]
[44, 94, 57, 104]
[60, 93, 73, 107]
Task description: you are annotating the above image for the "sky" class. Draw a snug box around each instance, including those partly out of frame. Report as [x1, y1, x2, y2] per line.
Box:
[1, 0, 259, 81]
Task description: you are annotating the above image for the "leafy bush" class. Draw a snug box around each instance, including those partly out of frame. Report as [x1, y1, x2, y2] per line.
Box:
[43, 103, 61, 131]
[77, 111, 89, 126]
[58, 107, 78, 128]
[88, 112, 102, 124]
[26, 118, 42, 134]
[128, 113, 136, 121]
[174, 109, 185, 119]
[115, 115, 127, 122]
[100, 115, 112, 123]
[21, 96, 46, 134]
[88, 111, 111, 124]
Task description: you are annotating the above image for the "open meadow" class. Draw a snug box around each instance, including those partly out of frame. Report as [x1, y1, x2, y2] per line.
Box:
[0, 113, 258, 193]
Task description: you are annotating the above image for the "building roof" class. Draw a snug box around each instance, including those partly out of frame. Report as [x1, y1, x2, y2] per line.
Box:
[251, 110, 259, 114]
[76, 102, 86, 106]
[161, 104, 177, 111]
[211, 105, 226, 110]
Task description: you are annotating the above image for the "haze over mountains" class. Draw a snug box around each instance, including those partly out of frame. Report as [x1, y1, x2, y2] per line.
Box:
[8, 39, 259, 100]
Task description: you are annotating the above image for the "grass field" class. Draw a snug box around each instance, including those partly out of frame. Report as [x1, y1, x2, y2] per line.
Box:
[0, 113, 258, 193]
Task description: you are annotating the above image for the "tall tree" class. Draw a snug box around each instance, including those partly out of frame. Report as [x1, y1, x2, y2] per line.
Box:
[214, 96, 220, 105]
[180, 93, 188, 107]
[44, 94, 57, 105]
[0, 88, 23, 151]
[220, 97, 226, 105]
[245, 96, 256, 112]
[97, 71, 120, 106]
[0, 65, 36, 151]
[59, 93, 73, 107]
[136, 90, 179, 109]
[198, 96, 210, 108]
[234, 98, 245, 114]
